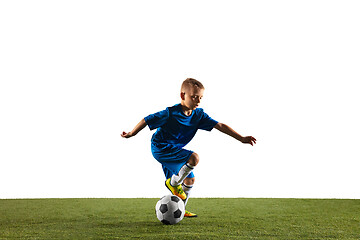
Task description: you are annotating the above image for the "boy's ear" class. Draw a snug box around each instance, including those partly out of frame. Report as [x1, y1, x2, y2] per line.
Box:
[180, 92, 185, 100]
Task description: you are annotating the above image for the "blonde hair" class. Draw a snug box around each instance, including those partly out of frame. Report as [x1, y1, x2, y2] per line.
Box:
[181, 78, 205, 92]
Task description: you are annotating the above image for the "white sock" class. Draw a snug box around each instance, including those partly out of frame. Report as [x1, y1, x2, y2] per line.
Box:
[182, 183, 193, 206]
[170, 163, 195, 186]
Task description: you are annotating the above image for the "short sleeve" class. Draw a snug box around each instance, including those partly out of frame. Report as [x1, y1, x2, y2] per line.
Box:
[198, 111, 218, 131]
[144, 108, 170, 130]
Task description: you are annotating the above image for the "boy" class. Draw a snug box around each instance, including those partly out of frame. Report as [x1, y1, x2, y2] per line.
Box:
[121, 78, 256, 218]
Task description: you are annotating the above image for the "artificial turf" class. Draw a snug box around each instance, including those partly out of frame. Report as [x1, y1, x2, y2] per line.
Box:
[0, 198, 359, 239]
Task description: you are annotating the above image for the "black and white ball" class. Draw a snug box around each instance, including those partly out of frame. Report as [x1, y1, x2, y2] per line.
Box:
[155, 195, 185, 225]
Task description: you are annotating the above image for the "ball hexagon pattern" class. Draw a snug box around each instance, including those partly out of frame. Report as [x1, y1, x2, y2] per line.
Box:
[155, 195, 185, 225]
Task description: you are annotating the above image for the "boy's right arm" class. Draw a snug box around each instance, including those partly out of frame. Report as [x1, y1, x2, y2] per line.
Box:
[121, 118, 147, 138]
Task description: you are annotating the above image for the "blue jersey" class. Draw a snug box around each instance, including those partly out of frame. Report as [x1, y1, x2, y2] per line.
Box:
[144, 103, 218, 148]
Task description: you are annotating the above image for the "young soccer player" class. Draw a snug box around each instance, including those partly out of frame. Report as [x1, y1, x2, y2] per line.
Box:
[121, 78, 256, 217]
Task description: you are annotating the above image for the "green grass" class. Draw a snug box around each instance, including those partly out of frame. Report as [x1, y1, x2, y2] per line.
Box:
[0, 198, 359, 239]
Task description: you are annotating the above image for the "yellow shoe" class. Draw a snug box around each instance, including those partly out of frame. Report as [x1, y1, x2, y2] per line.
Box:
[184, 210, 197, 218]
[165, 178, 187, 200]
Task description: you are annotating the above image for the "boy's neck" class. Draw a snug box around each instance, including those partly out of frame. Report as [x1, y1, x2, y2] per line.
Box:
[180, 103, 192, 116]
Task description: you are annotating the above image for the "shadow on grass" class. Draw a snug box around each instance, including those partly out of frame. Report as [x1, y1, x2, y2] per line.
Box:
[98, 221, 163, 228]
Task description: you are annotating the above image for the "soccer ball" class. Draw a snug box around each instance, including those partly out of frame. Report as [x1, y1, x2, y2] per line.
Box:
[155, 195, 185, 225]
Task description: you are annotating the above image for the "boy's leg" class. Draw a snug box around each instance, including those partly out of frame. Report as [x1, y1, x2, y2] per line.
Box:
[182, 177, 194, 206]
[165, 152, 199, 200]
[182, 177, 198, 217]
[170, 152, 199, 186]
[186, 152, 200, 166]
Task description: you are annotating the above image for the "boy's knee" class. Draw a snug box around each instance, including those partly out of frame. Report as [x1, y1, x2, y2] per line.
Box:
[184, 177, 195, 186]
[187, 152, 199, 166]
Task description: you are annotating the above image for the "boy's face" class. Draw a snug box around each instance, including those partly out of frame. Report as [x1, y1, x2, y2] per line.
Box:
[181, 86, 204, 110]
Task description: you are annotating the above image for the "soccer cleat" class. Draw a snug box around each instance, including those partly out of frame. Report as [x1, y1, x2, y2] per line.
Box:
[165, 178, 187, 200]
[184, 210, 197, 218]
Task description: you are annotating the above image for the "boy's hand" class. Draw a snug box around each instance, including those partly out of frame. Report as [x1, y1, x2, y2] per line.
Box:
[214, 123, 257, 146]
[241, 136, 257, 146]
[121, 131, 133, 138]
[121, 119, 147, 139]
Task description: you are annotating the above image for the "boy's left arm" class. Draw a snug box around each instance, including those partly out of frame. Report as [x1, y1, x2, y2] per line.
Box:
[214, 123, 256, 146]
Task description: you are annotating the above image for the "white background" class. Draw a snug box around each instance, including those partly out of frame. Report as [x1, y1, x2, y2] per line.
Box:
[1, 1, 359, 199]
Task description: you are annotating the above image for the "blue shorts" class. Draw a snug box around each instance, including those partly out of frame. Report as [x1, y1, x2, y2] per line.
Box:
[151, 142, 195, 180]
